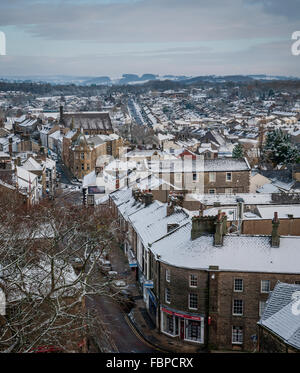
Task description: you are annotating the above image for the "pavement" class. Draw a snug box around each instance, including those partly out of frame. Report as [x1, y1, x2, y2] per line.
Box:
[107, 243, 206, 354]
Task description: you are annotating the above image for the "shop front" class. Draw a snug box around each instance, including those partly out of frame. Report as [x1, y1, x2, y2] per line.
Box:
[161, 307, 204, 344]
[146, 289, 157, 323]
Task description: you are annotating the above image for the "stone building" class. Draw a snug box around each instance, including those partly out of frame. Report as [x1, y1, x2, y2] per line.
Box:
[257, 282, 300, 353]
[67, 132, 124, 180]
[109, 188, 300, 351]
[147, 157, 250, 194]
[59, 106, 113, 136]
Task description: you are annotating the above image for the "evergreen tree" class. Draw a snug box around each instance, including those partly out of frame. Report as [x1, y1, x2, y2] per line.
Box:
[262, 129, 300, 166]
[232, 143, 244, 158]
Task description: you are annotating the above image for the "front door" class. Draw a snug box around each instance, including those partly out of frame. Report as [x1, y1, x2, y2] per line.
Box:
[180, 319, 185, 339]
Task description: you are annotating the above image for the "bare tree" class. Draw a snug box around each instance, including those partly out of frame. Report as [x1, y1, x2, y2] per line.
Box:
[0, 191, 121, 353]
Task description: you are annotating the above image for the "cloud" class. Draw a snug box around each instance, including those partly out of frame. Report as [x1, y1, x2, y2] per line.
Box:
[244, 0, 300, 20]
[0, 38, 298, 77]
[0, 0, 298, 76]
[0, 0, 297, 43]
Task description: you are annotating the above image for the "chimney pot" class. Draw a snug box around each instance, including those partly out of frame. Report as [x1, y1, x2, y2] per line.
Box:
[271, 211, 280, 247]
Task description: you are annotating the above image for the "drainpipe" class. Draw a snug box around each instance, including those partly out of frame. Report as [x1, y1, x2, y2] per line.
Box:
[146, 249, 150, 281]
[206, 271, 211, 351]
[157, 255, 161, 332]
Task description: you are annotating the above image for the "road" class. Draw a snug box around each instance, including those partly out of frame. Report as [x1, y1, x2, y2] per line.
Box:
[86, 294, 157, 353]
[54, 157, 83, 206]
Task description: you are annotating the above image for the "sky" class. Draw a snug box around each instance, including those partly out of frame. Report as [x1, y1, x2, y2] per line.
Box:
[0, 0, 300, 77]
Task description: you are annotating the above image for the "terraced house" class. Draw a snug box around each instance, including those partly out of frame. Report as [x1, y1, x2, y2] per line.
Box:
[146, 157, 251, 194]
[109, 188, 300, 351]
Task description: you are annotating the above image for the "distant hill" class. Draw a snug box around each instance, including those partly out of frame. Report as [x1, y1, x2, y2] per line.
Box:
[0, 73, 299, 87]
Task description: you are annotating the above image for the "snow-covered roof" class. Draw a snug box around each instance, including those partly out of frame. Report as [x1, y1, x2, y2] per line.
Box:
[151, 223, 300, 274]
[16, 166, 37, 183]
[258, 282, 300, 350]
[4, 258, 80, 302]
[23, 157, 43, 172]
[188, 193, 273, 205]
[257, 183, 280, 194]
[43, 157, 56, 170]
[129, 202, 190, 248]
[82, 170, 97, 188]
[257, 205, 300, 220]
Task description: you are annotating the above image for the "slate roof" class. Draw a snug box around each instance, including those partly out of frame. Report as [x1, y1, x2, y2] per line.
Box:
[150, 223, 300, 273]
[62, 112, 113, 133]
[23, 157, 43, 172]
[147, 157, 250, 173]
[258, 282, 300, 350]
[129, 202, 190, 248]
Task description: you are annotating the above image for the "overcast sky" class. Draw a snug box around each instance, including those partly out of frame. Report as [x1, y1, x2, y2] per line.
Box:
[0, 0, 299, 77]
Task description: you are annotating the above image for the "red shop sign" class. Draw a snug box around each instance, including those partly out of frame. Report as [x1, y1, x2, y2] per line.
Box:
[163, 308, 201, 321]
[162, 307, 173, 315]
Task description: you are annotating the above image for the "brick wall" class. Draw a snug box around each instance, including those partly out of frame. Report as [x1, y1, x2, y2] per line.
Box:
[158, 262, 208, 316]
[210, 271, 300, 351]
[149, 252, 300, 351]
[242, 218, 300, 236]
[203, 170, 250, 194]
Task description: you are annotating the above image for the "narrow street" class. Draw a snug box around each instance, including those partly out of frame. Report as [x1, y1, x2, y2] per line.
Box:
[85, 241, 159, 353]
[54, 157, 83, 206]
[86, 294, 157, 353]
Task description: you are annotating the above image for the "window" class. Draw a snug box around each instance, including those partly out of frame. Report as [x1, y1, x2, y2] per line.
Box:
[165, 288, 171, 304]
[81, 164, 84, 170]
[232, 326, 243, 344]
[193, 173, 197, 181]
[166, 314, 174, 334]
[166, 269, 170, 283]
[233, 299, 243, 315]
[234, 279, 243, 292]
[226, 172, 232, 182]
[162, 313, 179, 336]
[259, 301, 266, 317]
[175, 173, 181, 182]
[87, 195, 94, 205]
[209, 189, 216, 194]
[81, 152, 85, 160]
[209, 172, 216, 182]
[225, 188, 233, 194]
[190, 274, 198, 288]
[261, 280, 270, 293]
[295, 281, 300, 285]
[185, 319, 203, 343]
[189, 293, 198, 310]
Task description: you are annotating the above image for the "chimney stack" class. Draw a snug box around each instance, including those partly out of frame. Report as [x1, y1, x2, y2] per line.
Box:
[271, 211, 280, 247]
[59, 105, 64, 124]
[167, 195, 177, 216]
[144, 192, 153, 206]
[115, 169, 120, 190]
[191, 215, 216, 240]
[16, 157, 22, 166]
[213, 210, 227, 246]
[8, 137, 13, 156]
